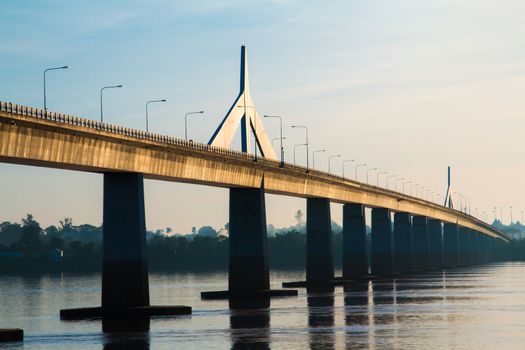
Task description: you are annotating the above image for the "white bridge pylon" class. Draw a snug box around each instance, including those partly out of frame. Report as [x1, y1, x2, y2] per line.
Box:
[208, 46, 278, 160]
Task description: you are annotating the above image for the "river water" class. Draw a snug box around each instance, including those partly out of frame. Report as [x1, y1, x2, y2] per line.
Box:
[1, 262, 525, 349]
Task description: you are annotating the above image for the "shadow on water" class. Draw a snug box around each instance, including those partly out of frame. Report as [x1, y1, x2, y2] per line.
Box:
[307, 288, 335, 350]
[229, 301, 271, 350]
[102, 317, 150, 350]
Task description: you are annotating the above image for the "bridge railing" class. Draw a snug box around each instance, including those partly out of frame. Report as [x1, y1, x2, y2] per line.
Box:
[0, 101, 261, 162]
[0, 101, 511, 241]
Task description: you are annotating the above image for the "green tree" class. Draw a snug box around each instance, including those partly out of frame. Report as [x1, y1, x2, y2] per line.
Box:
[19, 214, 43, 255]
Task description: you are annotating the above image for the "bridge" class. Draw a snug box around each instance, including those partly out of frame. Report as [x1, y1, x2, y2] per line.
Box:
[0, 46, 511, 318]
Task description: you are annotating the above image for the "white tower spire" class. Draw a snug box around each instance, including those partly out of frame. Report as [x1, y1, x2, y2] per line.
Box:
[208, 46, 277, 160]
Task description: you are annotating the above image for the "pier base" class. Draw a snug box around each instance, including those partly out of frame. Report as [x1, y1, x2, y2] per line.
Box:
[0, 329, 23, 342]
[60, 306, 191, 320]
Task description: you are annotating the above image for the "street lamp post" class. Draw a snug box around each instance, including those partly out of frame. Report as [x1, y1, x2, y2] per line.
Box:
[145, 99, 166, 132]
[184, 110, 205, 141]
[377, 171, 387, 187]
[294, 143, 306, 165]
[43, 65, 68, 110]
[100, 85, 123, 123]
[272, 137, 286, 148]
[366, 168, 377, 184]
[402, 181, 412, 194]
[312, 150, 326, 169]
[355, 163, 367, 181]
[454, 193, 463, 212]
[291, 126, 309, 171]
[386, 175, 396, 190]
[342, 159, 355, 179]
[411, 183, 419, 196]
[264, 115, 284, 166]
[395, 177, 405, 192]
[328, 154, 341, 173]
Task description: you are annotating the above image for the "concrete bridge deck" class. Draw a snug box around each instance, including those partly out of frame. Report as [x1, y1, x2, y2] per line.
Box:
[0, 101, 511, 242]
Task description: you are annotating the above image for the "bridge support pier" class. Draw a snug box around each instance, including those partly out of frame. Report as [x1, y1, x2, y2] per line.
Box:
[458, 227, 471, 266]
[482, 235, 492, 263]
[443, 223, 459, 268]
[371, 208, 394, 276]
[306, 198, 335, 286]
[202, 186, 297, 307]
[283, 198, 342, 290]
[342, 204, 368, 280]
[412, 216, 430, 270]
[471, 231, 481, 265]
[61, 172, 191, 319]
[393, 212, 412, 273]
[428, 219, 443, 269]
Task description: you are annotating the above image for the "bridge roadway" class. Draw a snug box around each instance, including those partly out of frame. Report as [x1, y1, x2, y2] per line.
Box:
[0, 101, 512, 317]
[0, 101, 509, 241]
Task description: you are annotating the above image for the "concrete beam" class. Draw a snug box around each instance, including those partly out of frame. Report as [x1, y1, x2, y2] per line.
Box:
[342, 204, 368, 279]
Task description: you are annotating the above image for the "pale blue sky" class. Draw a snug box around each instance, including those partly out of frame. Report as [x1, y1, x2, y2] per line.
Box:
[1, 0, 524, 232]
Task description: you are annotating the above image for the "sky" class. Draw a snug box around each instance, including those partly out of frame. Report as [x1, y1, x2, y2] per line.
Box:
[0, 0, 524, 232]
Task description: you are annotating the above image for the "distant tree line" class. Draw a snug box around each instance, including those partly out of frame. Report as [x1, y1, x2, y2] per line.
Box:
[0, 214, 344, 273]
[0, 214, 522, 274]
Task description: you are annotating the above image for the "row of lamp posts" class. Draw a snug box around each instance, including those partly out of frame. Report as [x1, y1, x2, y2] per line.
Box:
[42, 66, 204, 140]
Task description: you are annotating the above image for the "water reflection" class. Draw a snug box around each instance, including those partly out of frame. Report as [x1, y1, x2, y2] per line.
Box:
[230, 306, 270, 350]
[102, 317, 150, 350]
[307, 291, 335, 350]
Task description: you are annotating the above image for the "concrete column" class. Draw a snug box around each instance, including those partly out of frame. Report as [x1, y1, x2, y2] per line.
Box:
[471, 231, 480, 265]
[479, 235, 487, 263]
[307, 198, 334, 285]
[371, 208, 393, 276]
[342, 204, 368, 280]
[443, 223, 459, 268]
[229, 187, 270, 294]
[458, 227, 470, 266]
[412, 216, 430, 270]
[393, 212, 412, 273]
[482, 235, 491, 263]
[428, 219, 443, 269]
[102, 172, 149, 308]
